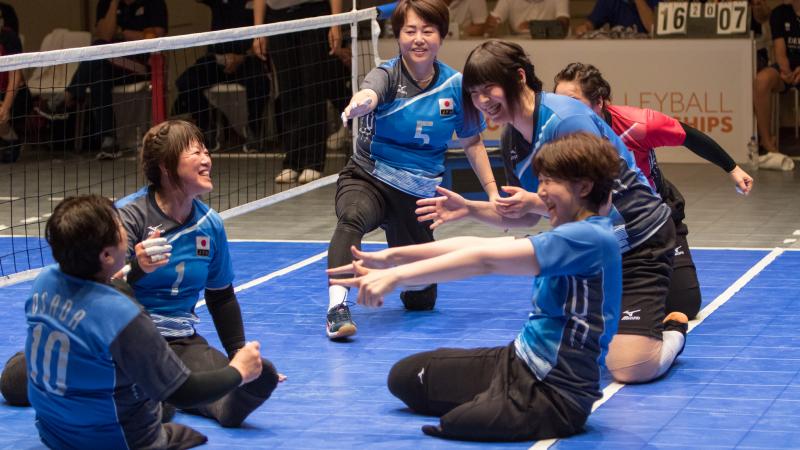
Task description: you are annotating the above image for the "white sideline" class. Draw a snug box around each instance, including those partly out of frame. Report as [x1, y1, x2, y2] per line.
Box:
[530, 247, 785, 450]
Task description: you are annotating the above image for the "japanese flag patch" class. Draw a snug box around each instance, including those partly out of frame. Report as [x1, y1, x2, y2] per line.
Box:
[439, 98, 454, 116]
[196, 235, 210, 257]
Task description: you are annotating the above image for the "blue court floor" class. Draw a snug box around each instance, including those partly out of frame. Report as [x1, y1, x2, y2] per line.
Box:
[0, 241, 798, 449]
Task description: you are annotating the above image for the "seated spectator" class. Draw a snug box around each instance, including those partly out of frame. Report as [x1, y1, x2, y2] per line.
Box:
[754, 0, 799, 158]
[574, 0, 656, 36]
[444, 0, 488, 37]
[0, 2, 19, 34]
[486, 0, 568, 36]
[174, 0, 269, 152]
[36, 0, 167, 160]
[0, 5, 30, 163]
[15, 194, 265, 449]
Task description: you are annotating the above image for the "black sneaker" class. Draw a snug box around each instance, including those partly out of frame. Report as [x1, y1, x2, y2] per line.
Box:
[326, 303, 357, 339]
[400, 284, 437, 311]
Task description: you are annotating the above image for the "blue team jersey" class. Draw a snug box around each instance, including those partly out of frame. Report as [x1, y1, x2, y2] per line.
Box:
[502, 92, 671, 252]
[352, 57, 486, 197]
[116, 186, 235, 337]
[26, 265, 189, 449]
[514, 216, 622, 413]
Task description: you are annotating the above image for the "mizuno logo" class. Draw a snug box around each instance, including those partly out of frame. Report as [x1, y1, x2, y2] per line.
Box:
[417, 367, 425, 384]
[621, 309, 641, 321]
[675, 245, 685, 256]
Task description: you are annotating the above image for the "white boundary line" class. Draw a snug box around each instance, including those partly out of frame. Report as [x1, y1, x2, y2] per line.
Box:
[530, 247, 785, 450]
[195, 250, 327, 309]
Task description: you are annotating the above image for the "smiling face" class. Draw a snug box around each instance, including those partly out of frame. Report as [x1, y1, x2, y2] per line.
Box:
[398, 9, 442, 74]
[469, 83, 514, 125]
[537, 175, 590, 227]
[175, 140, 213, 197]
[554, 80, 602, 115]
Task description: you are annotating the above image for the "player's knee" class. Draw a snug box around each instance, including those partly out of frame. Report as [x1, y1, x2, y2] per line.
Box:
[387, 355, 428, 412]
[401, 284, 437, 311]
[1, 351, 30, 406]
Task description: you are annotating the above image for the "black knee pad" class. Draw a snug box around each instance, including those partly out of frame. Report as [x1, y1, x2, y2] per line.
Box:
[401, 284, 437, 311]
[1, 351, 29, 406]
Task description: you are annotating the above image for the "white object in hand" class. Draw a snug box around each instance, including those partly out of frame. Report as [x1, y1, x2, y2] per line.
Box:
[142, 237, 172, 261]
[342, 98, 373, 124]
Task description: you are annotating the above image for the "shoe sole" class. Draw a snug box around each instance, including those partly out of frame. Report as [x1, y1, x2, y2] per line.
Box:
[326, 323, 357, 339]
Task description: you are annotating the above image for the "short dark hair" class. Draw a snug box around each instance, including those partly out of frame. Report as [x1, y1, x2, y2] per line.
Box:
[141, 120, 204, 191]
[533, 133, 619, 212]
[46, 195, 122, 279]
[390, 0, 449, 39]
[462, 40, 544, 126]
[553, 63, 612, 109]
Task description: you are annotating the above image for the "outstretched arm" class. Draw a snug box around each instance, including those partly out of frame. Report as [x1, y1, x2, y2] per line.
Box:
[416, 186, 541, 230]
[329, 238, 539, 307]
[680, 122, 753, 194]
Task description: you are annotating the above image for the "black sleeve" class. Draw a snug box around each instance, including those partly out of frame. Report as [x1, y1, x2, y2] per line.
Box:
[110, 312, 191, 402]
[360, 67, 392, 104]
[96, 0, 111, 26]
[679, 122, 736, 173]
[206, 285, 246, 358]
[145, 0, 169, 32]
[166, 366, 242, 409]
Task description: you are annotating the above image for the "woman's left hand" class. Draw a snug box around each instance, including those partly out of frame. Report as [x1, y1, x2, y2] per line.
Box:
[328, 261, 398, 308]
[729, 165, 753, 195]
[328, 26, 342, 55]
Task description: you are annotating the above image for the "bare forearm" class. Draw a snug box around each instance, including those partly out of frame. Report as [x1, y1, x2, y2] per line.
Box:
[254, 0, 265, 25]
[466, 199, 541, 228]
[634, 0, 655, 32]
[393, 239, 538, 287]
[463, 141, 499, 199]
[96, 2, 119, 41]
[330, 0, 342, 14]
[386, 236, 515, 265]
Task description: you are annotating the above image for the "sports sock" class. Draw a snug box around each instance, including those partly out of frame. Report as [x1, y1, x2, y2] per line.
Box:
[654, 330, 685, 379]
[329, 285, 349, 310]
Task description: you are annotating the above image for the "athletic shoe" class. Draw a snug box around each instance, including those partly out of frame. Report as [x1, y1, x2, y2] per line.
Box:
[326, 125, 351, 151]
[95, 137, 121, 160]
[663, 311, 689, 356]
[297, 168, 321, 184]
[326, 303, 357, 339]
[34, 99, 74, 121]
[274, 168, 298, 184]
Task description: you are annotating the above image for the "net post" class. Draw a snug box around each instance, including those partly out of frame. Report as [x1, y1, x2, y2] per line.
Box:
[149, 52, 166, 125]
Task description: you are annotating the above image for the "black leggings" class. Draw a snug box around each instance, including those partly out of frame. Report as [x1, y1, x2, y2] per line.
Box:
[659, 178, 702, 319]
[388, 343, 588, 442]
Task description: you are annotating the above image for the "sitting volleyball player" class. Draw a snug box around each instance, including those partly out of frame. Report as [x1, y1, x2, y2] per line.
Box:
[0, 121, 281, 427]
[24, 195, 265, 449]
[328, 133, 622, 441]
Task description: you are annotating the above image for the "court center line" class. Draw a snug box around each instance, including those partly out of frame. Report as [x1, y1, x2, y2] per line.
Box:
[530, 247, 785, 450]
[195, 249, 328, 309]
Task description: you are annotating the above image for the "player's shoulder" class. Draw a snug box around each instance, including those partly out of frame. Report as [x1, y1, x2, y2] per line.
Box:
[116, 185, 150, 210]
[192, 198, 225, 230]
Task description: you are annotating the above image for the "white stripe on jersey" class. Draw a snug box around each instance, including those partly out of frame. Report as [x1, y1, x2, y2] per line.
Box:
[376, 74, 460, 119]
[165, 209, 214, 244]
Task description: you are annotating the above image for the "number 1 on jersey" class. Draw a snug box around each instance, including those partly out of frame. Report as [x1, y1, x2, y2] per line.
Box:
[171, 262, 185, 296]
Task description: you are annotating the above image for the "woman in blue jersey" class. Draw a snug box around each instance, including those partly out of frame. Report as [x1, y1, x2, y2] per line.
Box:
[325, 0, 499, 340]
[419, 40, 688, 385]
[24, 195, 264, 449]
[1, 121, 283, 423]
[114, 120, 282, 427]
[328, 133, 622, 441]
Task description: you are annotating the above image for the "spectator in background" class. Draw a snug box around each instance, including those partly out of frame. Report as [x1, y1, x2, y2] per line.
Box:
[36, 0, 167, 160]
[574, 0, 657, 36]
[0, 2, 19, 35]
[486, 0, 568, 36]
[445, 0, 488, 37]
[253, 0, 345, 184]
[0, 3, 29, 163]
[175, 0, 269, 153]
[754, 0, 800, 157]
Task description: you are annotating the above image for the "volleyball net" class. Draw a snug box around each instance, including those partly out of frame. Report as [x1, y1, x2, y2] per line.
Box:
[0, 7, 381, 277]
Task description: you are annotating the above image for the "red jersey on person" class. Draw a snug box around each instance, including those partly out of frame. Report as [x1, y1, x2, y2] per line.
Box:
[606, 104, 686, 189]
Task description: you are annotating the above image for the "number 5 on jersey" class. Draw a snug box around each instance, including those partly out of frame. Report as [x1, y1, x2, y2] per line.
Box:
[414, 121, 433, 145]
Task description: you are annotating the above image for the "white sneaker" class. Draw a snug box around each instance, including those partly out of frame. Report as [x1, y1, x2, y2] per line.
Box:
[298, 168, 322, 184]
[274, 168, 298, 184]
[326, 126, 351, 151]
